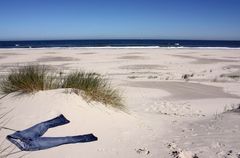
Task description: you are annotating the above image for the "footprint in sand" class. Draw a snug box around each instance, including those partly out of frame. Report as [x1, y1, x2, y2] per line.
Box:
[167, 142, 199, 158]
[135, 148, 150, 155]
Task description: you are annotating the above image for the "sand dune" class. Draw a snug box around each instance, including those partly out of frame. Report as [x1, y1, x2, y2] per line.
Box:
[0, 47, 240, 158]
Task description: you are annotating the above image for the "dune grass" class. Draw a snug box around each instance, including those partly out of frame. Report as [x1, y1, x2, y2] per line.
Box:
[62, 72, 123, 108]
[0, 65, 123, 108]
[63, 71, 122, 107]
[0, 65, 57, 94]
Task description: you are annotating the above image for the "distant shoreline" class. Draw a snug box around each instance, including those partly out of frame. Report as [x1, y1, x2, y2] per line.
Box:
[1, 46, 240, 50]
[0, 39, 240, 49]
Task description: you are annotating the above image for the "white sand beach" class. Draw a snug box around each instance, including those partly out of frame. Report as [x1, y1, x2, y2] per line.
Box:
[0, 47, 240, 158]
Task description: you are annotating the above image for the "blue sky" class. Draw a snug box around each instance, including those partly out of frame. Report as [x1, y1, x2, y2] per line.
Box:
[0, 0, 240, 40]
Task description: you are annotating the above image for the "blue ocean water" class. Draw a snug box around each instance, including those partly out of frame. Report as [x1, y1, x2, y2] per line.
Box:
[0, 39, 240, 48]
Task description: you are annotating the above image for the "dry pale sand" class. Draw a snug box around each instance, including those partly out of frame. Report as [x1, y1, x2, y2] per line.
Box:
[0, 47, 240, 158]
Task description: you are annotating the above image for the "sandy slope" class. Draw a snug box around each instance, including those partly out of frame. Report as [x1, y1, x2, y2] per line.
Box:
[0, 47, 240, 158]
[167, 110, 240, 158]
[0, 89, 158, 158]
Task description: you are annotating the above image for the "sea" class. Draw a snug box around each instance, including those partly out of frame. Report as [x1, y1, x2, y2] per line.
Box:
[0, 39, 240, 49]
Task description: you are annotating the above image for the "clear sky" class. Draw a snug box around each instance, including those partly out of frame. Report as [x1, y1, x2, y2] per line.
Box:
[0, 0, 240, 40]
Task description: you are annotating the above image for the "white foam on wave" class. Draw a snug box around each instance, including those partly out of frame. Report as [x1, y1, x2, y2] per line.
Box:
[1, 46, 240, 50]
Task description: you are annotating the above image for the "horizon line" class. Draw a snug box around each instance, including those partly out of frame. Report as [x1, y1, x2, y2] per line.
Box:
[1, 38, 240, 42]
